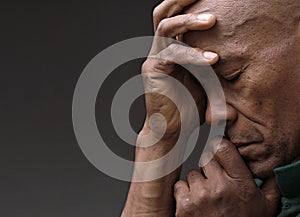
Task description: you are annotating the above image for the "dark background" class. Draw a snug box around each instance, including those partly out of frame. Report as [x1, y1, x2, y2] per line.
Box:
[1, 1, 209, 216]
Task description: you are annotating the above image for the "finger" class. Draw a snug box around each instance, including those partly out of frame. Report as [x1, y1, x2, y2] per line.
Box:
[153, 0, 198, 31]
[211, 138, 253, 180]
[186, 169, 205, 191]
[152, 43, 219, 66]
[151, 13, 216, 55]
[174, 180, 191, 217]
[199, 152, 224, 180]
[174, 180, 190, 199]
[155, 14, 216, 38]
[260, 176, 281, 213]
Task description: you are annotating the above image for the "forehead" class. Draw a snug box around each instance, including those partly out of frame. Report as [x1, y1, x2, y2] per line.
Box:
[182, 0, 297, 60]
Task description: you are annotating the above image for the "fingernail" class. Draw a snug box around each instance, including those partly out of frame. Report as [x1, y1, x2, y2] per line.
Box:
[203, 51, 218, 60]
[197, 14, 213, 21]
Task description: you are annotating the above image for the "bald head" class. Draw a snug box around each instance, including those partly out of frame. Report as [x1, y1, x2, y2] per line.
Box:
[183, 0, 300, 59]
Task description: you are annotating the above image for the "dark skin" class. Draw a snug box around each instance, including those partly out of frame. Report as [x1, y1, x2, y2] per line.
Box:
[183, 0, 300, 179]
[174, 138, 281, 217]
[122, 1, 219, 215]
[122, 0, 300, 216]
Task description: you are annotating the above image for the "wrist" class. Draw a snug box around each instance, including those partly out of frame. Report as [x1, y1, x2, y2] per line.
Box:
[133, 125, 189, 181]
[122, 125, 187, 216]
[122, 169, 180, 217]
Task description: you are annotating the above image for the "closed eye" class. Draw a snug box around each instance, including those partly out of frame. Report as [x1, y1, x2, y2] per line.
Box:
[223, 64, 250, 82]
[223, 69, 243, 81]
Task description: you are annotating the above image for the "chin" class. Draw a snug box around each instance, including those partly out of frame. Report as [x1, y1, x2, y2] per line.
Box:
[248, 164, 274, 179]
[243, 139, 293, 179]
[246, 158, 283, 179]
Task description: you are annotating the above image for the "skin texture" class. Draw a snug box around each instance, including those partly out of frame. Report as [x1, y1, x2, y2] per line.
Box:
[183, 0, 300, 178]
[122, 0, 300, 216]
[174, 138, 281, 217]
[122, 4, 219, 215]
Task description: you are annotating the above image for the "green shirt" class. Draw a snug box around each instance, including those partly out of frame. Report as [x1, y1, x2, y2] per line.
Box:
[275, 160, 300, 217]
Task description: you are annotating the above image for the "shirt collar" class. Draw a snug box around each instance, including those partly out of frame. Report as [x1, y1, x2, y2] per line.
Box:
[274, 160, 300, 198]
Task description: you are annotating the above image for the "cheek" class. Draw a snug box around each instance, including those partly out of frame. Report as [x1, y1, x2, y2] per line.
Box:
[241, 66, 278, 104]
[224, 67, 279, 122]
[232, 52, 298, 123]
[247, 135, 292, 178]
[231, 63, 299, 163]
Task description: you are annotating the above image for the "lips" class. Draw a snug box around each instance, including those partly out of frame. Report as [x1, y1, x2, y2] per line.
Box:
[232, 141, 253, 148]
[228, 133, 263, 146]
[237, 144, 254, 155]
[230, 139, 262, 148]
[233, 142, 263, 160]
[226, 130, 265, 160]
[227, 130, 264, 148]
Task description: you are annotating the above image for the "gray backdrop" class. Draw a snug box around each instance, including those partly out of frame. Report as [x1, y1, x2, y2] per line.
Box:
[1, 1, 209, 216]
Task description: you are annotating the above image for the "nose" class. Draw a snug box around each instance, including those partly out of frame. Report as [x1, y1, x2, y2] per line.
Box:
[205, 101, 237, 128]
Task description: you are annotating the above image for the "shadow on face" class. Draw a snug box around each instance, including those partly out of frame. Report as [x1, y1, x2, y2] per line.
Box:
[182, 0, 300, 178]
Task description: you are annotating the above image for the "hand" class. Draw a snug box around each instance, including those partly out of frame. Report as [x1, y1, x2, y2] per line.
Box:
[122, 1, 219, 216]
[174, 138, 281, 217]
[139, 0, 219, 146]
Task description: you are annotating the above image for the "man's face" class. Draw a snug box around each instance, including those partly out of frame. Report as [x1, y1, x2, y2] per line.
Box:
[183, 0, 300, 178]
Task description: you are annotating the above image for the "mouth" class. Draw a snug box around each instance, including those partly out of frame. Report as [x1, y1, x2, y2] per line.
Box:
[232, 141, 256, 148]
[224, 133, 264, 159]
[232, 141, 263, 160]
[229, 136, 263, 148]
[231, 140, 262, 149]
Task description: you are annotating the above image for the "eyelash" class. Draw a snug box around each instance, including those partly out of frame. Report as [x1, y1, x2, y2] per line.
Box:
[223, 69, 243, 81]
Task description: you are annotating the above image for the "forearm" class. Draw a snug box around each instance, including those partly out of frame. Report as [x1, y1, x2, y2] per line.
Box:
[121, 168, 180, 217]
[122, 132, 184, 217]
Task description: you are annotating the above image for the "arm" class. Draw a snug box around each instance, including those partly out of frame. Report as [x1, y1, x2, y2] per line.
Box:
[122, 140, 181, 217]
[121, 0, 219, 216]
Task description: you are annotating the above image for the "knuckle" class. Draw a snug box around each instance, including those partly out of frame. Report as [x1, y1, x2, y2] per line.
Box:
[156, 47, 174, 64]
[174, 180, 187, 189]
[190, 48, 201, 59]
[174, 181, 188, 197]
[183, 47, 192, 57]
[217, 142, 232, 156]
[187, 169, 200, 176]
[195, 188, 209, 202]
[185, 13, 194, 25]
[167, 43, 177, 52]
[141, 60, 151, 74]
[156, 18, 169, 33]
[156, 58, 172, 69]
[142, 56, 174, 74]
[212, 186, 227, 201]
[187, 169, 201, 179]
